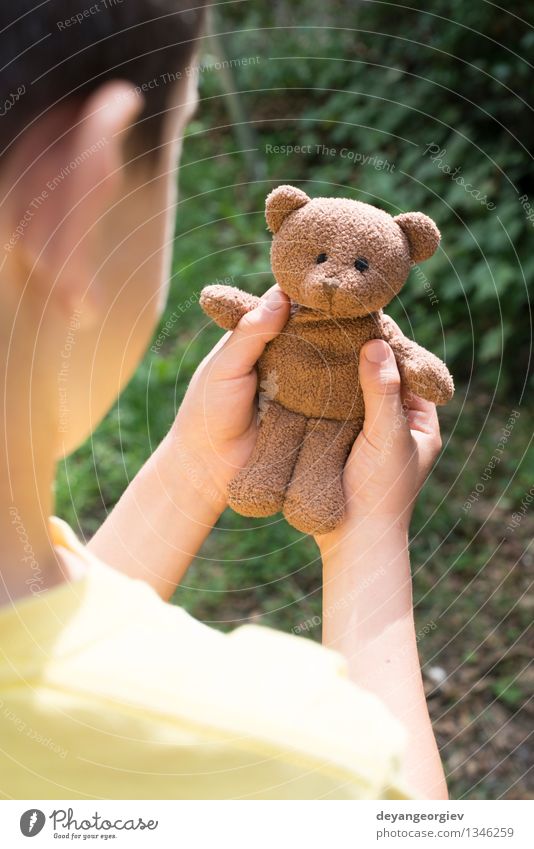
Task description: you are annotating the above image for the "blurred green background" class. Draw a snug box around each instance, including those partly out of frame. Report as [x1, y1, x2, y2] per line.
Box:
[57, 2, 533, 799]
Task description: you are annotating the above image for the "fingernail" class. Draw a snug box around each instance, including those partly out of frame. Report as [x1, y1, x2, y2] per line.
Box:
[263, 290, 286, 312]
[364, 340, 391, 363]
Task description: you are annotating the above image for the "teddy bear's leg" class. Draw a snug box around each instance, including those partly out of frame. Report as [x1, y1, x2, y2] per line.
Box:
[283, 417, 361, 534]
[227, 401, 307, 517]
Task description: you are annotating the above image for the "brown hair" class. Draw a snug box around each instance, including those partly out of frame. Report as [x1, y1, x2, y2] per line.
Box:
[0, 1, 207, 161]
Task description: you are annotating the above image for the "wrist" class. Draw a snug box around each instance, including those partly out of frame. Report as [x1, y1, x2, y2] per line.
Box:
[158, 425, 227, 520]
[320, 517, 414, 653]
[88, 425, 226, 598]
[319, 516, 413, 623]
[317, 514, 410, 563]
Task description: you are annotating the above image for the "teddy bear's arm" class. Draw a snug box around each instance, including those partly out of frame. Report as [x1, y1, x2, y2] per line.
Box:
[199, 284, 261, 331]
[381, 314, 454, 405]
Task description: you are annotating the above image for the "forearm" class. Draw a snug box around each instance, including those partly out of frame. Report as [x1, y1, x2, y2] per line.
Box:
[319, 518, 448, 800]
[88, 427, 225, 599]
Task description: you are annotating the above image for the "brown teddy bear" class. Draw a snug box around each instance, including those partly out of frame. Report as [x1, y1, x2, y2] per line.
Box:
[200, 185, 454, 534]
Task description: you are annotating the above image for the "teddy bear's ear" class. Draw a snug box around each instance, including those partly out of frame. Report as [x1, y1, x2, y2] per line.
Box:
[394, 212, 441, 263]
[265, 185, 310, 233]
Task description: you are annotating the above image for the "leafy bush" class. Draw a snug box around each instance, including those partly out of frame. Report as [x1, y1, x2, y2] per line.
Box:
[200, 0, 533, 391]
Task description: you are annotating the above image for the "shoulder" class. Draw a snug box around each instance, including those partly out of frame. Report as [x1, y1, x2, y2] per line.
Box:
[39, 559, 410, 798]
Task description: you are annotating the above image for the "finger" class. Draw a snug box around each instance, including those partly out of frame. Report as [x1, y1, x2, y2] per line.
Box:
[408, 393, 443, 485]
[359, 339, 409, 450]
[197, 286, 284, 370]
[402, 384, 440, 426]
[402, 389, 436, 413]
[406, 399, 440, 437]
[407, 407, 438, 434]
[411, 428, 443, 487]
[211, 286, 290, 378]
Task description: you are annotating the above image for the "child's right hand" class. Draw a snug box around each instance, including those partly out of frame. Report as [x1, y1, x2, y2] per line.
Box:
[172, 285, 290, 511]
[317, 338, 443, 547]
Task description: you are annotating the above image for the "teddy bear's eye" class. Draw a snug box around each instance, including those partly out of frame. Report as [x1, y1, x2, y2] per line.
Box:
[316, 253, 328, 264]
[354, 256, 369, 272]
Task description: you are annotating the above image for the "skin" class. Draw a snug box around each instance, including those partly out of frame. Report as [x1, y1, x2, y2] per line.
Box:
[319, 339, 448, 799]
[0, 67, 447, 799]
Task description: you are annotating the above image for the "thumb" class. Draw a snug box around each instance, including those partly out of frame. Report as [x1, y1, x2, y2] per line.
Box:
[213, 286, 290, 377]
[359, 339, 408, 449]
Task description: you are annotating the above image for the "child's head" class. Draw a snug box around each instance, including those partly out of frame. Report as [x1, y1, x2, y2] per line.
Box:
[266, 186, 441, 318]
[0, 2, 205, 455]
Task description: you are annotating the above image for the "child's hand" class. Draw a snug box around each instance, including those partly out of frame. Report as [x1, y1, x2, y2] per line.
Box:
[318, 338, 443, 544]
[172, 286, 290, 510]
[318, 339, 447, 801]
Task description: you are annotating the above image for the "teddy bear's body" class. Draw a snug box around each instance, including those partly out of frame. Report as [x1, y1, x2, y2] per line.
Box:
[259, 307, 381, 421]
[200, 186, 454, 534]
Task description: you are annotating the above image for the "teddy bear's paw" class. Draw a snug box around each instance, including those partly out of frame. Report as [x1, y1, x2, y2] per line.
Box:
[227, 468, 285, 518]
[199, 285, 260, 331]
[404, 364, 454, 406]
[432, 370, 455, 405]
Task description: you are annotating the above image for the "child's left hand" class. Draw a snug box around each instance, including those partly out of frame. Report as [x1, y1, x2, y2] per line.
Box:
[172, 285, 290, 511]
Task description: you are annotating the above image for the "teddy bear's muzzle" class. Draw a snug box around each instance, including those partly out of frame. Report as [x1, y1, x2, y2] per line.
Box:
[321, 278, 337, 306]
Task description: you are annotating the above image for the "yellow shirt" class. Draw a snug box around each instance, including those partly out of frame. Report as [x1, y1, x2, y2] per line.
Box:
[0, 518, 409, 800]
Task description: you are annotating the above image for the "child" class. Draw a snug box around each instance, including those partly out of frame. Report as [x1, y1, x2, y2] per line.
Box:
[0, 2, 447, 799]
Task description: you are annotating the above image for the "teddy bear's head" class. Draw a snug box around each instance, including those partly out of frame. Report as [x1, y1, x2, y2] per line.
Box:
[265, 185, 440, 318]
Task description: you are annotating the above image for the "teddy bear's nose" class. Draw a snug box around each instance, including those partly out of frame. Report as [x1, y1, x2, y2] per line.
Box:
[321, 279, 337, 294]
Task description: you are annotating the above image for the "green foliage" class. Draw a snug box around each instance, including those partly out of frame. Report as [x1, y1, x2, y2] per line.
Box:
[210, 0, 533, 392]
[492, 677, 526, 710]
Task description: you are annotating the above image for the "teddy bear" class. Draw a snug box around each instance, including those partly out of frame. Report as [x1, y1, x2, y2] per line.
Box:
[200, 185, 454, 534]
